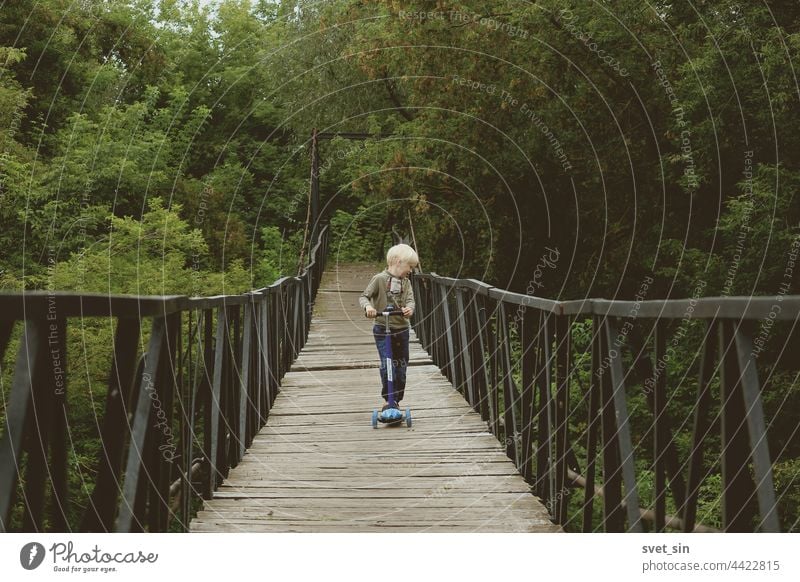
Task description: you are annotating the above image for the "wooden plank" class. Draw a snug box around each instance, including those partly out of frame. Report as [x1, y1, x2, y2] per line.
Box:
[202, 497, 545, 509]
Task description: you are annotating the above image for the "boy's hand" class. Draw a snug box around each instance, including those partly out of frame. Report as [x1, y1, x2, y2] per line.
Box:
[402, 307, 414, 317]
[365, 307, 377, 318]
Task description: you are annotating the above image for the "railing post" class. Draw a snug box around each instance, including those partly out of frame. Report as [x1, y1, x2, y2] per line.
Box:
[682, 322, 716, 532]
[520, 307, 536, 484]
[432, 281, 444, 369]
[310, 128, 320, 245]
[553, 315, 571, 524]
[602, 317, 642, 532]
[455, 288, 477, 408]
[227, 306, 241, 470]
[154, 311, 180, 532]
[720, 319, 753, 531]
[205, 307, 227, 499]
[82, 316, 140, 531]
[486, 297, 501, 440]
[535, 315, 554, 503]
[8, 319, 56, 532]
[472, 293, 490, 421]
[455, 287, 465, 394]
[178, 308, 201, 532]
[412, 277, 427, 351]
[438, 283, 455, 384]
[238, 298, 254, 461]
[264, 289, 276, 411]
[116, 316, 167, 532]
[583, 315, 602, 531]
[733, 324, 779, 532]
[653, 320, 667, 532]
[498, 301, 518, 462]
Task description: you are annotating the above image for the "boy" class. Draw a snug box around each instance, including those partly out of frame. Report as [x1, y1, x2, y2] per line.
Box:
[359, 243, 419, 412]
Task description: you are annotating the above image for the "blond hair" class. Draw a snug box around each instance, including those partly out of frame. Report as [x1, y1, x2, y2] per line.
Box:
[387, 243, 419, 267]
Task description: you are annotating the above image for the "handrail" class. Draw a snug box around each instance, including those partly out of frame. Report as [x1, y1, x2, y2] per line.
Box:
[411, 271, 797, 532]
[425, 273, 800, 319]
[0, 223, 330, 532]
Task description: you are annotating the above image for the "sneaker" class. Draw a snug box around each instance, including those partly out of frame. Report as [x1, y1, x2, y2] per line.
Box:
[381, 401, 400, 411]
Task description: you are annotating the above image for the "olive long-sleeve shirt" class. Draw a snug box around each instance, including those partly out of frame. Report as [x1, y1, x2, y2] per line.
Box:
[359, 269, 415, 329]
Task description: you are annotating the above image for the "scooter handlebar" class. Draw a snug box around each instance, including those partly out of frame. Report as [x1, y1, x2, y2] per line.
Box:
[365, 305, 408, 318]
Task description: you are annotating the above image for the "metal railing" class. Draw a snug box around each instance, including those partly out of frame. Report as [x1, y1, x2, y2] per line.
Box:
[411, 272, 799, 532]
[0, 225, 329, 532]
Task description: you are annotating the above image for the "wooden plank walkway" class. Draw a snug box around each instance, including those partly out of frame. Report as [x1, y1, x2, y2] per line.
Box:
[191, 263, 559, 532]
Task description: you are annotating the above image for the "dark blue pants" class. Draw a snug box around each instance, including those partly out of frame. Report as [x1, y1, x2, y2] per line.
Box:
[373, 324, 409, 404]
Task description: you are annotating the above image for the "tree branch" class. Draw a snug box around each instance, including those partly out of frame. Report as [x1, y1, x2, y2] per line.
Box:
[382, 76, 414, 121]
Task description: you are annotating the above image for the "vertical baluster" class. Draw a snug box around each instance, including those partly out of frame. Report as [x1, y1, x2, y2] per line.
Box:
[181, 308, 202, 531]
[273, 287, 282, 397]
[249, 298, 259, 427]
[554, 315, 571, 524]
[520, 307, 536, 484]
[719, 320, 756, 532]
[200, 309, 214, 500]
[448, 287, 461, 391]
[733, 325, 779, 532]
[251, 298, 262, 432]
[534, 316, 555, 505]
[116, 316, 167, 532]
[473, 294, 490, 421]
[433, 282, 443, 369]
[414, 278, 427, 351]
[439, 284, 455, 384]
[498, 302, 517, 462]
[486, 297, 500, 439]
[598, 316, 623, 532]
[653, 320, 667, 532]
[19, 317, 56, 532]
[278, 286, 288, 380]
[49, 315, 69, 532]
[82, 316, 140, 531]
[239, 298, 254, 460]
[273, 288, 282, 384]
[230, 305, 246, 477]
[153, 311, 180, 532]
[425, 279, 433, 353]
[205, 307, 227, 498]
[299, 276, 308, 349]
[603, 317, 642, 532]
[292, 280, 301, 359]
[583, 315, 602, 531]
[455, 288, 473, 402]
[263, 291, 274, 414]
[683, 321, 716, 532]
[284, 285, 293, 376]
[1, 321, 44, 531]
[463, 290, 481, 413]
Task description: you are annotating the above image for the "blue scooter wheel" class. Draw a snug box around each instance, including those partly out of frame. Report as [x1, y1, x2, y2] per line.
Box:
[405, 408, 412, 428]
[371, 410, 378, 429]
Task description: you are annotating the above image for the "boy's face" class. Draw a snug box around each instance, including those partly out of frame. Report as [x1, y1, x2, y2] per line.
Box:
[394, 260, 416, 278]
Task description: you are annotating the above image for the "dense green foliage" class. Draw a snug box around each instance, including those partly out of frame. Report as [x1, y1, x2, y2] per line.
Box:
[1, 0, 798, 531]
[1, 0, 310, 290]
